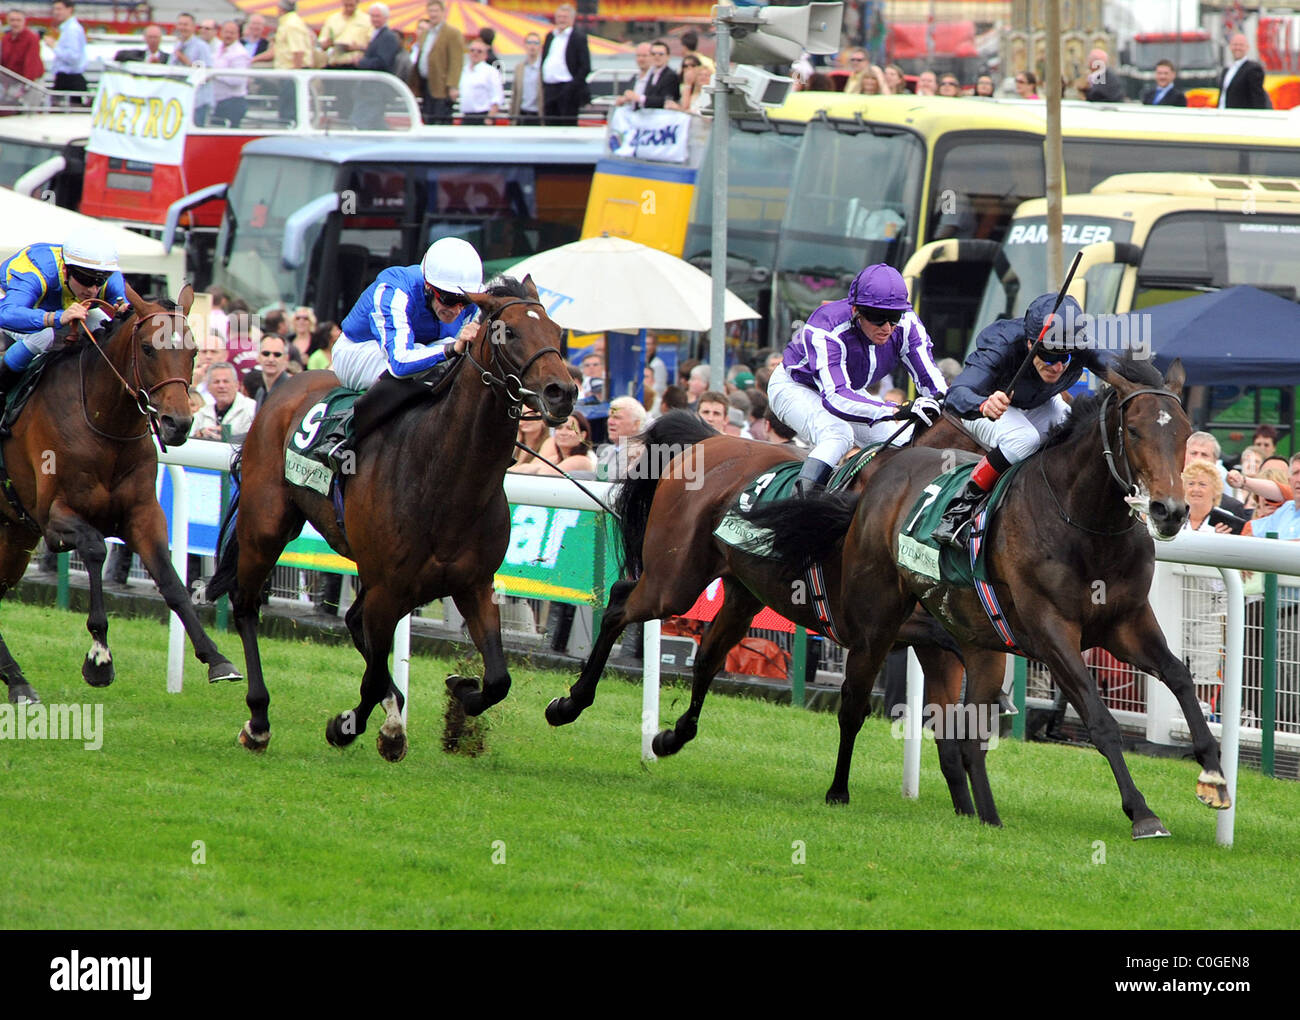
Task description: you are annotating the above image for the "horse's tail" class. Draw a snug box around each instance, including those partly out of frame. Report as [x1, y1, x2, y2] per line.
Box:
[201, 448, 243, 603]
[614, 410, 718, 579]
[743, 489, 861, 574]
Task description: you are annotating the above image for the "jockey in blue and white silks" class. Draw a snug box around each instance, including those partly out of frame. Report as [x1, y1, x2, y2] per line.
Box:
[0, 229, 128, 397]
[768, 263, 947, 496]
[331, 236, 483, 391]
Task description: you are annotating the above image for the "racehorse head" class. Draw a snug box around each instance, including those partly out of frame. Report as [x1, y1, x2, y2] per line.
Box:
[119, 283, 199, 447]
[1103, 356, 1189, 540]
[465, 275, 577, 427]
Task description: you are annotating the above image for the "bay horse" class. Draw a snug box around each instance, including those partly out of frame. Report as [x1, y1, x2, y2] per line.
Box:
[546, 409, 1000, 817]
[749, 356, 1232, 838]
[0, 284, 240, 704]
[204, 276, 575, 759]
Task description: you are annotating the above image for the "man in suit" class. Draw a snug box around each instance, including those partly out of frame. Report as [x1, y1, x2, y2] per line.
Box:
[510, 31, 544, 123]
[638, 38, 679, 109]
[414, 0, 463, 125]
[355, 2, 400, 75]
[1219, 33, 1271, 109]
[541, 2, 590, 126]
[1141, 59, 1187, 106]
[1079, 46, 1125, 102]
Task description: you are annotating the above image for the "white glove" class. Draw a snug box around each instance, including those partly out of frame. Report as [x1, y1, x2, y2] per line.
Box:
[907, 394, 943, 427]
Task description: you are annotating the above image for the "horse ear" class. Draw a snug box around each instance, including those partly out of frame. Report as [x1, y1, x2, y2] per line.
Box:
[1102, 361, 1138, 397]
[520, 274, 540, 301]
[125, 283, 149, 317]
[178, 284, 194, 317]
[1163, 357, 1186, 396]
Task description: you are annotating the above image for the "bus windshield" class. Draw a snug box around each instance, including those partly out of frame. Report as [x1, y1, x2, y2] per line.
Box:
[214, 154, 338, 310]
[775, 120, 924, 323]
[973, 216, 1135, 328]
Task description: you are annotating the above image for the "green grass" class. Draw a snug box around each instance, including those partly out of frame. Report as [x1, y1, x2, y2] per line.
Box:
[2, 601, 1298, 929]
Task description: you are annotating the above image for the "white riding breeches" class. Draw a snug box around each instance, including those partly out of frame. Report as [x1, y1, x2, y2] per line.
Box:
[963, 394, 1070, 463]
[329, 334, 388, 391]
[767, 364, 912, 465]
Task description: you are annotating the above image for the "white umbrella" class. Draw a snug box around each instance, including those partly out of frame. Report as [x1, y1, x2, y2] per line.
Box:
[506, 235, 760, 333]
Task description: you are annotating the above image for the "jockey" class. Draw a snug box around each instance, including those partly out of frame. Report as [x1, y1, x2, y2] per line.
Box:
[331, 236, 483, 391]
[768, 263, 947, 497]
[0, 229, 129, 398]
[933, 293, 1106, 547]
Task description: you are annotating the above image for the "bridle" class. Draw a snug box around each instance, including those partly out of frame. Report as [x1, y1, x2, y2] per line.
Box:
[77, 299, 191, 450]
[1039, 384, 1184, 536]
[460, 297, 566, 422]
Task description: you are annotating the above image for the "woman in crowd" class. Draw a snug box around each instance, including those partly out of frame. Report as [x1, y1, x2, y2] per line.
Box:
[1182, 461, 1232, 533]
[507, 414, 550, 473]
[308, 319, 340, 370]
[883, 63, 907, 93]
[1014, 70, 1039, 99]
[288, 306, 316, 370]
[512, 412, 596, 476]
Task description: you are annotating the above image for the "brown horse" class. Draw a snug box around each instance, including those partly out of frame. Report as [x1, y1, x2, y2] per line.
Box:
[545, 409, 997, 817]
[0, 285, 240, 704]
[749, 356, 1232, 838]
[204, 276, 576, 759]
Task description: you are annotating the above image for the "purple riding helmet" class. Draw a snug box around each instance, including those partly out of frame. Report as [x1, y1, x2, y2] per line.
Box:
[847, 264, 911, 311]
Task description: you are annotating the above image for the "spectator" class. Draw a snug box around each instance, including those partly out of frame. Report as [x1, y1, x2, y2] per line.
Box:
[211, 21, 252, 128]
[1186, 430, 1250, 519]
[617, 41, 652, 106]
[974, 74, 995, 97]
[243, 13, 272, 61]
[193, 331, 226, 397]
[1252, 424, 1278, 460]
[252, 334, 290, 411]
[639, 39, 679, 109]
[510, 32, 544, 123]
[747, 389, 769, 442]
[459, 36, 505, 124]
[806, 71, 834, 92]
[1182, 461, 1231, 533]
[1014, 70, 1038, 99]
[198, 18, 218, 47]
[680, 29, 713, 73]
[1227, 462, 1294, 510]
[577, 351, 604, 401]
[842, 49, 871, 93]
[319, 0, 369, 68]
[938, 74, 961, 96]
[170, 12, 211, 67]
[936, 356, 962, 385]
[413, 0, 463, 125]
[644, 334, 667, 393]
[225, 305, 259, 376]
[272, 0, 316, 72]
[685, 363, 711, 407]
[659, 384, 688, 416]
[115, 21, 166, 64]
[1141, 59, 1187, 106]
[1079, 47, 1125, 102]
[507, 414, 550, 473]
[309, 320, 340, 370]
[541, 3, 591, 126]
[915, 69, 938, 96]
[1219, 33, 1271, 110]
[513, 411, 596, 476]
[697, 390, 728, 432]
[596, 396, 646, 480]
[1242, 464, 1298, 536]
[288, 306, 316, 369]
[50, 0, 87, 100]
[191, 362, 255, 441]
[478, 27, 501, 73]
[883, 63, 906, 94]
[669, 54, 711, 113]
[2, 11, 43, 100]
[765, 407, 798, 444]
[676, 356, 699, 387]
[355, 2, 403, 78]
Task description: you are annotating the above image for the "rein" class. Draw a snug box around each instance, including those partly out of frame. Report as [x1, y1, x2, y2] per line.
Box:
[76, 300, 190, 450]
[461, 298, 566, 422]
[512, 440, 621, 520]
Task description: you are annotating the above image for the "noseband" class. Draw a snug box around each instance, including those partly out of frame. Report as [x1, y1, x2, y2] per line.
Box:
[461, 298, 565, 420]
[1099, 386, 1184, 497]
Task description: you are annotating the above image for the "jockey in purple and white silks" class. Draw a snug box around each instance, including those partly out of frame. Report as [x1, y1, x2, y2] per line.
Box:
[768, 263, 947, 497]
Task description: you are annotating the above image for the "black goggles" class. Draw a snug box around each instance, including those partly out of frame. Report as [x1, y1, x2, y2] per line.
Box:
[68, 265, 110, 289]
[428, 286, 469, 309]
[856, 307, 902, 327]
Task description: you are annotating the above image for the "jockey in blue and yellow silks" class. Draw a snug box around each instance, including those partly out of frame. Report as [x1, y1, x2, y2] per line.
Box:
[0, 228, 129, 397]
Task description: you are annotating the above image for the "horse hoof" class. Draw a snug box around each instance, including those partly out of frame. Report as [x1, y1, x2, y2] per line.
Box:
[325, 713, 359, 748]
[7, 683, 40, 705]
[825, 789, 850, 806]
[82, 651, 115, 689]
[207, 659, 243, 684]
[1196, 771, 1232, 810]
[545, 697, 575, 727]
[238, 723, 269, 753]
[447, 675, 488, 717]
[651, 730, 677, 757]
[376, 729, 408, 763]
[1132, 817, 1171, 839]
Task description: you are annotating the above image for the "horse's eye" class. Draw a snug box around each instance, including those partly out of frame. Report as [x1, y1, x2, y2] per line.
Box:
[1127, 426, 1139, 440]
[142, 340, 157, 358]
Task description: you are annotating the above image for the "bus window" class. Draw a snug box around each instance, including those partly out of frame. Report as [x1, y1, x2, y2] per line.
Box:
[1065, 140, 1247, 192]
[776, 120, 924, 324]
[929, 133, 1045, 244]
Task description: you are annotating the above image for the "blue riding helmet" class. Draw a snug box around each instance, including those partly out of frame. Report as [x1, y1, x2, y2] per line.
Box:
[1029, 293, 1087, 361]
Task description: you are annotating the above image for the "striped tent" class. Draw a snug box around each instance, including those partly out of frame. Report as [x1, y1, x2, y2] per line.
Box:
[229, 0, 633, 55]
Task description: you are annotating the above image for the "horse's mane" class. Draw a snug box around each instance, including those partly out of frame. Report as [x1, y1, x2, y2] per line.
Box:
[482, 276, 535, 301]
[1041, 355, 1166, 451]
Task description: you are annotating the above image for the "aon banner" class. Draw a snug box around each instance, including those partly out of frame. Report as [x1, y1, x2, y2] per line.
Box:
[606, 106, 691, 164]
[89, 68, 194, 165]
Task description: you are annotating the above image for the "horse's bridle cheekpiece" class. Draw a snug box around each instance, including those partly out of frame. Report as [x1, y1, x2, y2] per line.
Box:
[462, 297, 564, 422]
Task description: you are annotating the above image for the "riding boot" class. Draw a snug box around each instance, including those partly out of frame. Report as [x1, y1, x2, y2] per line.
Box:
[933, 454, 1005, 548]
[794, 457, 834, 499]
[0, 360, 21, 400]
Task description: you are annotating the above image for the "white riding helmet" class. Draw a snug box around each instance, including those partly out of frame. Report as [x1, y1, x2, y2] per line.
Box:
[420, 237, 482, 295]
[63, 228, 120, 274]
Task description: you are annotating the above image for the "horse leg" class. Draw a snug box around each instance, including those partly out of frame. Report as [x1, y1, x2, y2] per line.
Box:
[546, 578, 636, 725]
[445, 582, 512, 717]
[122, 502, 241, 684]
[323, 584, 407, 760]
[913, 644, 977, 818]
[652, 578, 762, 757]
[43, 505, 117, 688]
[0, 527, 38, 704]
[949, 646, 1009, 827]
[1103, 605, 1230, 811]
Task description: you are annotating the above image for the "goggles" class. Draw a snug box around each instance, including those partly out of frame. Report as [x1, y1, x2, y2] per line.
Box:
[856, 307, 902, 327]
[68, 265, 110, 290]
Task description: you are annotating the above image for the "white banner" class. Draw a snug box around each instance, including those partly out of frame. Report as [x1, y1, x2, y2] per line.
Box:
[88, 70, 194, 165]
[606, 107, 692, 164]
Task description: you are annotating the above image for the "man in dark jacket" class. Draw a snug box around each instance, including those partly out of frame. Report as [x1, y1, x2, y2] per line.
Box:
[541, 3, 590, 126]
[1140, 60, 1187, 106]
[640, 39, 680, 108]
[1219, 33, 1271, 109]
[1080, 47, 1125, 102]
[933, 294, 1108, 547]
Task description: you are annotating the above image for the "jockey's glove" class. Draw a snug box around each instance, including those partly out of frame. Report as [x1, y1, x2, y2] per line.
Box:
[904, 394, 944, 427]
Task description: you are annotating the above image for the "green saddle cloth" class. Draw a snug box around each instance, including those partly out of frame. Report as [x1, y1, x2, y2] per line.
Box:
[284, 386, 362, 495]
[898, 461, 1021, 588]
